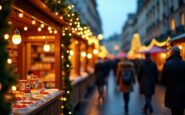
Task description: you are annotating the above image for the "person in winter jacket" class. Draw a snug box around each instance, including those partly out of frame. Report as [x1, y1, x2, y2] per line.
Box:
[116, 57, 135, 113]
[139, 52, 158, 115]
[161, 46, 185, 115]
[94, 58, 106, 100]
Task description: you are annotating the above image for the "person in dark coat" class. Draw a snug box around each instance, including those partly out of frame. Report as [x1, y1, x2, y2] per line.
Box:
[161, 46, 185, 115]
[94, 58, 106, 100]
[139, 52, 158, 115]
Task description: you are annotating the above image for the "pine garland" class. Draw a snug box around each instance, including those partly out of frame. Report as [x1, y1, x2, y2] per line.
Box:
[61, 27, 73, 115]
[0, 0, 17, 114]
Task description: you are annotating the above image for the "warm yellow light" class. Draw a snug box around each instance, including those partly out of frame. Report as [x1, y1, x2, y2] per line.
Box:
[98, 34, 103, 40]
[70, 50, 74, 56]
[48, 27, 52, 31]
[67, 91, 70, 94]
[32, 20, 36, 25]
[11, 86, 17, 91]
[0, 5, 2, 10]
[40, 23, 45, 28]
[178, 45, 182, 49]
[43, 43, 50, 52]
[54, 30, 57, 34]
[66, 64, 69, 67]
[161, 53, 166, 58]
[69, 112, 72, 114]
[38, 27, 42, 32]
[12, 29, 22, 45]
[4, 34, 9, 40]
[87, 53, 92, 59]
[60, 16, 63, 19]
[24, 26, 28, 31]
[49, 30, 53, 34]
[81, 52, 86, 57]
[55, 12, 59, 15]
[61, 106, 64, 109]
[18, 13, 24, 18]
[93, 49, 98, 55]
[8, 21, 12, 25]
[7, 58, 12, 64]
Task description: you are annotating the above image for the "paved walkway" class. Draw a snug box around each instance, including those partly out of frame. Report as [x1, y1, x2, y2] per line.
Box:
[75, 71, 171, 115]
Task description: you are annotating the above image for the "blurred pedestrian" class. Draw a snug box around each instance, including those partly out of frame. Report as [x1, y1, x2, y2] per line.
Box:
[94, 58, 106, 100]
[161, 46, 185, 115]
[139, 52, 158, 115]
[116, 57, 135, 113]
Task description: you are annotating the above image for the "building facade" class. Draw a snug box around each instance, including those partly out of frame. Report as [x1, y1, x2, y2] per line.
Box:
[121, 0, 185, 52]
[68, 0, 102, 36]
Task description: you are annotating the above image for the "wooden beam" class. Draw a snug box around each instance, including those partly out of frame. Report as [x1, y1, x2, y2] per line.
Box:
[13, 0, 64, 30]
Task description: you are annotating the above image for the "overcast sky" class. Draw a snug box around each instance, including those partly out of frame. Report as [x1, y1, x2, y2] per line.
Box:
[97, 0, 137, 39]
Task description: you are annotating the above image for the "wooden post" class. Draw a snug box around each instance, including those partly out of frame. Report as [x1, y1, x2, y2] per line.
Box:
[55, 33, 61, 89]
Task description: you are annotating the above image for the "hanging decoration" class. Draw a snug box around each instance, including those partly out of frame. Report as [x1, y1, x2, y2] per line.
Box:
[12, 29, 22, 45]
[0, 0, 17, 114]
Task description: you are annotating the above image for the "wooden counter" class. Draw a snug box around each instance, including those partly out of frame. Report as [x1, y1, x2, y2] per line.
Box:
[13, 91, 64, 115]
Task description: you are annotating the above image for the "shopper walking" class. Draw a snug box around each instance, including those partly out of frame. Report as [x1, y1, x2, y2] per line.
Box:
[161, 46, 185, 115]
[94, 58, 106, 101]
[139, 52, 158, 115]
[116, 57, 135, 113]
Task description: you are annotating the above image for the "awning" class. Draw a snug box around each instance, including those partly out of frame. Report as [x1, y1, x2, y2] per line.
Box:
[171, 33, 185, 42]
[138, 46, 168, 54]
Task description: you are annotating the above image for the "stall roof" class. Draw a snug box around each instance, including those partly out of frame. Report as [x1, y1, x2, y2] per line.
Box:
[138, 46, 168, 54]
[171, 33, 185, 42]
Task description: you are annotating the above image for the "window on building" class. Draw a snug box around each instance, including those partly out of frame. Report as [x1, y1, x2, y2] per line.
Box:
[171, 18, 176, 31]
[180, 13, 185, 26]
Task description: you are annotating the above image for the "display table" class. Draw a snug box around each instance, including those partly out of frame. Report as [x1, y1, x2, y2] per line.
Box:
[12, 91, 64, 115]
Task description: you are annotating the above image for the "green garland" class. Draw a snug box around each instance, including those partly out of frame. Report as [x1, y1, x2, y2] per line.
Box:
[61, 27, 73, 115]
[42, 0, 74, 114]
[0, 0, 17, 114]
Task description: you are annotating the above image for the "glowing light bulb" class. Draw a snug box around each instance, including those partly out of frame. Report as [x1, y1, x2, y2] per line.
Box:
[70, 50, 74, 56]
[38, 27, 41, 32]
[11, 86, 17, 91]
[87, 53, 92, 59]
[0, 5, 2, 10]
[24, 26, 28, 31]
[32, 20, 36, 25]
[54, 30, 57, 34]
[12, 29, 22, 45]
[81, 52, 86, 57]
[43, 43, 50, 52]
[93, 49, 98, 55]
[18, 13, 24, 18]
[4, 34, 9, 40]
[40, 23, 45, 28]
[178, 45, 182, 49]
[7, 58, 12, 64]
[48, 27, 52, 31]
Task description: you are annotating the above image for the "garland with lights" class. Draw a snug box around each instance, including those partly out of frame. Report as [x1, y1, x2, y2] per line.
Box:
[0, 0, 17, 114]
[61, 27, 73, 115]
[42, 0, 74, 114]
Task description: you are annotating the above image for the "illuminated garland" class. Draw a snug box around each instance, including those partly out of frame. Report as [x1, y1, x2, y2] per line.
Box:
[60, 27, 73, 115]
[0, 0, 17, 114]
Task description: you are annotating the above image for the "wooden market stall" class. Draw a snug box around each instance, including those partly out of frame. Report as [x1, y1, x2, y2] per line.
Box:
[7, 0, 100, 113]
[10, 0, 66, 114]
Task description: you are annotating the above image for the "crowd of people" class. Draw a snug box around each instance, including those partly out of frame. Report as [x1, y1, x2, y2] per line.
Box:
[94, 46, 185, 115]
